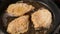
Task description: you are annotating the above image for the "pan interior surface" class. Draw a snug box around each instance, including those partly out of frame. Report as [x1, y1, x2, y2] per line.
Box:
[1, 0, 55, 34]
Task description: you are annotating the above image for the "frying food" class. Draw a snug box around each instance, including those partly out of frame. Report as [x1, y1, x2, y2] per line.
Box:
[7, 15, 29, 34]
[6, 3, 35, 16]
[31, 8, 52, 29]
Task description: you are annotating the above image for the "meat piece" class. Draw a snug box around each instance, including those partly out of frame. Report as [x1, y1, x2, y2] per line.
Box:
[31, 8, 52, 29]
[7, 15, 29, 34]
[6, 3, 35, 16]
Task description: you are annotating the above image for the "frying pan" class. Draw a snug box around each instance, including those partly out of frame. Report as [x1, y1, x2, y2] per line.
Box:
[0, 0, 60, 34]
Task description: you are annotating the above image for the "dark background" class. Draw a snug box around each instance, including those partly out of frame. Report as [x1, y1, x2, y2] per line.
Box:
[52, 0, 60, 8]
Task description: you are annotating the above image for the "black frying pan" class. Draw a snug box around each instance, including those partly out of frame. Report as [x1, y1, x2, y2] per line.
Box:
[0, 0, 60, 34]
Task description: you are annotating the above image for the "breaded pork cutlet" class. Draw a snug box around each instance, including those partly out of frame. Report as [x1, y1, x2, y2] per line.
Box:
[31, 8, 52, 29]
[7, 15, 29, 34]
[6, 3, 35, 16]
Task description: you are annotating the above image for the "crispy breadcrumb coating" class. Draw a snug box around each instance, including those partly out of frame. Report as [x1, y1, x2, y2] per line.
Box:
[31, 8, 52, 29]
[7, 15, 29, 34]
[7, 3, 35, 16]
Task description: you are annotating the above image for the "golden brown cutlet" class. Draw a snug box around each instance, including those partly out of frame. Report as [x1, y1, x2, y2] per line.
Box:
[7, 15, 29, 34]
[31, 8, 52, 30]
[6, 3, 35, 17]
